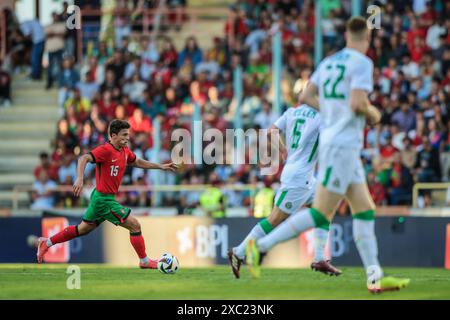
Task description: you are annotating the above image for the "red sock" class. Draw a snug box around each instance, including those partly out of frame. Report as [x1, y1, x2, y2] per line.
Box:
[50, 225, 79, 245]
[130, 232, 147, 259]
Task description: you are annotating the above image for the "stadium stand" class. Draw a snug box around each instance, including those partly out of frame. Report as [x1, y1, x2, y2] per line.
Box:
[0, 0, 449, 214]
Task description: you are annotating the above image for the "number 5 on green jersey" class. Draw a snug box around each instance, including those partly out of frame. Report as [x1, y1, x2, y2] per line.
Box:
[291, 119, 305, 149]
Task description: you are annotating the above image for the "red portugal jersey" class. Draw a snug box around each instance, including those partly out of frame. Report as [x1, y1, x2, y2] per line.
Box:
[89, 142, 137, 194]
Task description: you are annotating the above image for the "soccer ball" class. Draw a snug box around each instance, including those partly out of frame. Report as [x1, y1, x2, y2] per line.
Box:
[157, 253, 179, 274]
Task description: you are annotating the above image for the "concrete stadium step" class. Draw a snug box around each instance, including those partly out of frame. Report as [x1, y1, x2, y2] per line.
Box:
[11, 79, 48, 90]
[1, 130, 54, 140]
[0, 140, 51, 155]
[12, 87, 58, 96]
[0, 76, 59, 208]
[0, 105, 59, 114]
[11, 96, 58, 106]
[0, 173, 35, 187]
[1, 132, 54, 141]
[0, 156, 39, 173]
[0, 113, 60, 122]
[0, 104, 60, 121]
[0, 190, 29, 209]
[0, 122, 56, 132]
[0, 200, 30, 210]
[12, 82, 55, 91]
[11, 83, 47, 91]
[0, 129, 55, 140]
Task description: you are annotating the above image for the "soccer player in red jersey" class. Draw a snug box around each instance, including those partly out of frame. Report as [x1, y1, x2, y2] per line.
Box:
[36, 119, 178, 268]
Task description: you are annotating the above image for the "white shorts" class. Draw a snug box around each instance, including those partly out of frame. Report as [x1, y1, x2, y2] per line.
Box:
[274, 181, 316, 215]
[318, 145, 366, 195]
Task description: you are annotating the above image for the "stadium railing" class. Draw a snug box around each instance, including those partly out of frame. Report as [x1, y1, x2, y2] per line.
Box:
[412, 182, 450, 208]
[9, 184, 417, 218]
[11, 183, 257, 211]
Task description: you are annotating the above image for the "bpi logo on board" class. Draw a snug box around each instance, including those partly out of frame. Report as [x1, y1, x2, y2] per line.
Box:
[177, 225, 229, 259]
[300, 221, 353, 260]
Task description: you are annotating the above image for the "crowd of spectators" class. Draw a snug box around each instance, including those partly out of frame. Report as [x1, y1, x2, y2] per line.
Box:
[0, 7, 18, 108]
[28, 0, 450, 212]
[0, 2, 77, 108]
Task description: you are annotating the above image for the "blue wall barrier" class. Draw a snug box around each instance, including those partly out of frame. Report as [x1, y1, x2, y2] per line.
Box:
[332, 216, 449, 267]
[66, 218, 104, 263]
[1, 216, 449, 267]
[0, 217, 104, 263]
[222, 216, 450, 267]
[0, 218, 41, 263]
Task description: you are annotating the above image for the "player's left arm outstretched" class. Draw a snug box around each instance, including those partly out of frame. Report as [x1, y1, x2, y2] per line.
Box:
[129, 158, 179, 172]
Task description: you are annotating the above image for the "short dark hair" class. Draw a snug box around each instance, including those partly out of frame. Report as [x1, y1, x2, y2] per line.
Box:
[347, 16, 368, 37]
[39, 152, 49, 159]
[399, 95, 408, 104]
[109, 119, 130, 136]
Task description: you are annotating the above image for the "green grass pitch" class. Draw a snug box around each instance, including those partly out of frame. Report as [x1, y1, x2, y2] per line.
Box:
[1, 264, 449, 299]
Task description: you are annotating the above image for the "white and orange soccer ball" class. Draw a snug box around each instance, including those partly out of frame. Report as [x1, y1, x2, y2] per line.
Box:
[157, 253, 180, 274]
